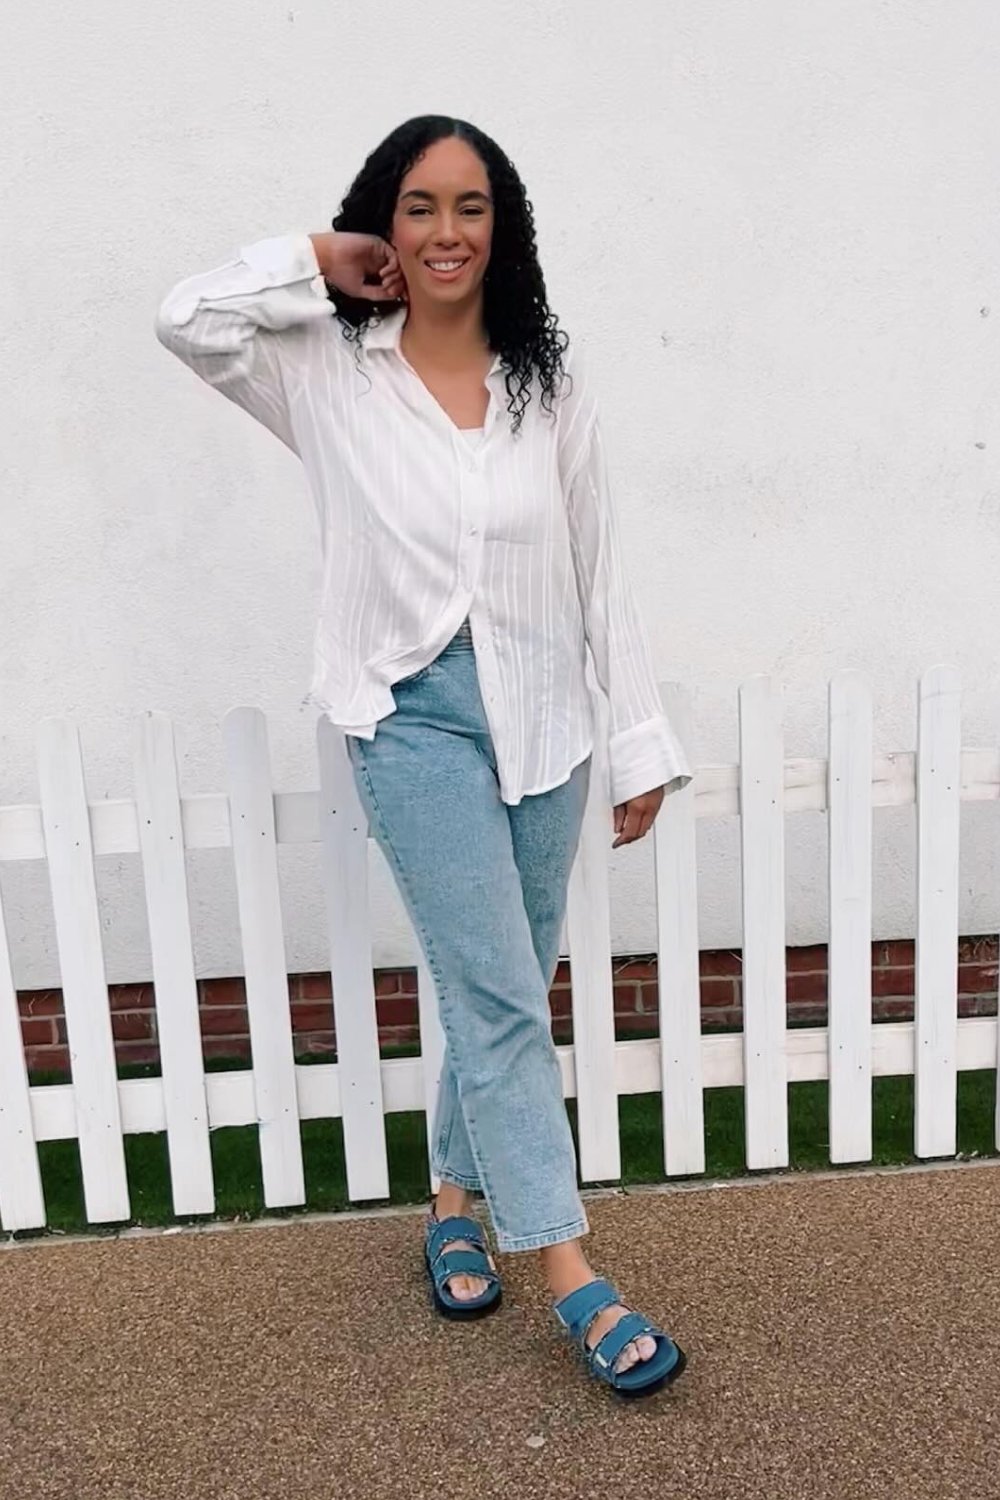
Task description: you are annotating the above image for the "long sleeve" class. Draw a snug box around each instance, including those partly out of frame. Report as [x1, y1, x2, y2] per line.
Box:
[560, 355, 694, 807]
[154, 232, 336, 450]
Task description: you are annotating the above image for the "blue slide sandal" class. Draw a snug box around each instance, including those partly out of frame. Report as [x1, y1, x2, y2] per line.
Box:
[424, 1212, 503, 1320]
[553, 1278, 687, 1398]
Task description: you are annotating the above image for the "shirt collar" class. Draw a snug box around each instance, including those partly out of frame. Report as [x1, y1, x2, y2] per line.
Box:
[361, 308, 505, 383]
[360, 306, 407, 352]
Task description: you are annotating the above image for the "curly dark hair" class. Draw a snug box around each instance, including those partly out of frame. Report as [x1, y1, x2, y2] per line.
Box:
[328, 115, 568, 434]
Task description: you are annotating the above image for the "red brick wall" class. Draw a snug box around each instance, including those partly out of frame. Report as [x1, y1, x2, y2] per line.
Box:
[17, 937, 999, 1079]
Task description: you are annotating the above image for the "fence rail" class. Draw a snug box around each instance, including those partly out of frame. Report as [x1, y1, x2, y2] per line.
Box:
[1, 666, 998, 1234]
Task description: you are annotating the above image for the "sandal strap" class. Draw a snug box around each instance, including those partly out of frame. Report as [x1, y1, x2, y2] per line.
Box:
[588, 1310, 658, 1375]
[426, 1214, 488, 1267]
[552, 1277, 620, 1343]
[432, 1248, 498, 1286]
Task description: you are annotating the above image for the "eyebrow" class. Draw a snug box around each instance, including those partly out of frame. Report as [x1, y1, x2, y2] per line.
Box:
[398, 189, 492, 204]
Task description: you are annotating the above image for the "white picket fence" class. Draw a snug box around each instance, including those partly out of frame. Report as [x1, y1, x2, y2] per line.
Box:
[1, 665, 998, 1235]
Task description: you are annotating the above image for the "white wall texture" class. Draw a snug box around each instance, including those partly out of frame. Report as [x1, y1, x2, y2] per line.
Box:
[1, 1, 998, 988]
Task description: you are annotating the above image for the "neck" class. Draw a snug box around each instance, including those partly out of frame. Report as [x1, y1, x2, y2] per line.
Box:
[401, 295, 489, 368]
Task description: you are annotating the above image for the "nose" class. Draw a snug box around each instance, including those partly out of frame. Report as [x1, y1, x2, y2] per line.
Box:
[433, 211, 462, 246]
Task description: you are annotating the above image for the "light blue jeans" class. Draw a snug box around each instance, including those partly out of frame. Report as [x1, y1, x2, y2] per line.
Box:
[345, 618, 592, 1252]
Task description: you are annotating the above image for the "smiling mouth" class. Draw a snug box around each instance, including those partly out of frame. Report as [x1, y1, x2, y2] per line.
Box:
[425, 259, 470, 272]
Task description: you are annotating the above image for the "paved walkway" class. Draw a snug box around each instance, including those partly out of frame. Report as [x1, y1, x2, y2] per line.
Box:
[2, 1164, 999, 1500]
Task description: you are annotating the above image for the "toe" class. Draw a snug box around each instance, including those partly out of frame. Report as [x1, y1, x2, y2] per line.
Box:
[453, 1275, 488, 1300]
[615, 1341, 640, 1373]
[614, 1334, 657, 1373]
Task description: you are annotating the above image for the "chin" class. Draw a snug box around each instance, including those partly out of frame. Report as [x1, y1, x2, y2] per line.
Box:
[426, 284, 483, 303]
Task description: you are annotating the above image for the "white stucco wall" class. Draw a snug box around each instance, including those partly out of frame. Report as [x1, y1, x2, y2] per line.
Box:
[2, 1, 998, 988]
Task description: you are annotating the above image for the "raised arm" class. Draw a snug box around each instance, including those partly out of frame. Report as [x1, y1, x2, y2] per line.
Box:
[154, 231, 404, 448]
[559, 350, 694, 808]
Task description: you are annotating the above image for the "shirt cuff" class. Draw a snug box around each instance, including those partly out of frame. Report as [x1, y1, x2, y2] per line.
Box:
[608, 716, 694, 806]
[237, 232, 329, 298]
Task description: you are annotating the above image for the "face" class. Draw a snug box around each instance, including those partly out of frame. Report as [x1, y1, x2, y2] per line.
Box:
[390, 136, 494, 308]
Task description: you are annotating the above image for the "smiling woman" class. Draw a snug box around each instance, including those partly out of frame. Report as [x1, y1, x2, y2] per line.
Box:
[154, 113, 692, 1399]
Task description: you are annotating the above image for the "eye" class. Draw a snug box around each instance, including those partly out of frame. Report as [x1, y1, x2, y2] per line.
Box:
[462, 205, 486, 216]
[407, 206, 432, 216]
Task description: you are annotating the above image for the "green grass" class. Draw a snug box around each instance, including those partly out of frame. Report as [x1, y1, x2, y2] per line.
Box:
[14, 1040, 998, 1242]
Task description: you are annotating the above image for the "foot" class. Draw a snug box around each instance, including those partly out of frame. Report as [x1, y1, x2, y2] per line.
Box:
[429, 1190, 495, 1303]
[582, 1298, 657, 1375]
[542, 1243, 658, 1376]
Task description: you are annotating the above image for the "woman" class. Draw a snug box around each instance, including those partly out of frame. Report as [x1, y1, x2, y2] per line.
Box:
[156, 115, 693, 1398]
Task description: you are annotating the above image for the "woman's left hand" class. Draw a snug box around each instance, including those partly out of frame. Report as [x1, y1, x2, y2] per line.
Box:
[612, 786, 665, 848]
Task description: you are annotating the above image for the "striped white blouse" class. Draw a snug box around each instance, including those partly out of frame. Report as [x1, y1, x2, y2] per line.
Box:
[154, 233, 693, 808]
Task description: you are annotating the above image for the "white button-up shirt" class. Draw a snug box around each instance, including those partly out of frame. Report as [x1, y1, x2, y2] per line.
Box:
[155, 233, 693, 807]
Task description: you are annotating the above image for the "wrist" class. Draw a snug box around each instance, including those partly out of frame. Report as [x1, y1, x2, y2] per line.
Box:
[307, 232, 340, 283]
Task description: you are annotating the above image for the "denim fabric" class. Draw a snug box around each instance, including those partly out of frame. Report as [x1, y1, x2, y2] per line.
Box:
[345, 618, 592, 1252]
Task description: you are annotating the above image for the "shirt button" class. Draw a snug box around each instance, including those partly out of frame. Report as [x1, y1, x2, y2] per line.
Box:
[469, 526, 478, 536]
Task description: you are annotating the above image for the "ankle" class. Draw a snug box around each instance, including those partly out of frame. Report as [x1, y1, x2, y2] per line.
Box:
[433, 1183, 473, 1221]
[539, 1240, 594, 1299]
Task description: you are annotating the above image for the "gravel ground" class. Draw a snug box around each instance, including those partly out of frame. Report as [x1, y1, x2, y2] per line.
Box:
[2, 1163, 999, 1500]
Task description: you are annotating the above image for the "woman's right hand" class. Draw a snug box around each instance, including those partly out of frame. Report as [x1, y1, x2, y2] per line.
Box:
[309, 231, 406, 302]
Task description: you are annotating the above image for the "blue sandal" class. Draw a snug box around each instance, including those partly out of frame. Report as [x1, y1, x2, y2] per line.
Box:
[553, 1278, 686, 1398]
[424, 1212, 503, 1320]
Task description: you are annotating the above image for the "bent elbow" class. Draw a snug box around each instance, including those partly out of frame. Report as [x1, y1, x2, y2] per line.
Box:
[153, 307, 176, 356]
[153, 284, 200, 359]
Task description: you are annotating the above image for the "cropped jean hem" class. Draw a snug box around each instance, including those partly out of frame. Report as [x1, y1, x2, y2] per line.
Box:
[493, 1214, 590, 1253]
[433, 1167, 483, 1193]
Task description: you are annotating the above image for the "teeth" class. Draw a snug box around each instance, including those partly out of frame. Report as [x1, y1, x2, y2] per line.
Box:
[428, 261, 465, 271]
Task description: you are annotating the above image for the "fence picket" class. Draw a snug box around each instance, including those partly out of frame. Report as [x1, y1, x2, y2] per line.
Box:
[655, 683, 704, 1176]
[827, 672, 874, 1162]
[223, 708, 305, 1208]
[914, 665, 962, 1158]
[738, 677, 789, 1169]
[566, 720, 621, 1184]
[0, 886, 46, 1230]
[316, 721, 389, 1201]
[36, 718, 129, 1222]
[133, 712, 215, 1216]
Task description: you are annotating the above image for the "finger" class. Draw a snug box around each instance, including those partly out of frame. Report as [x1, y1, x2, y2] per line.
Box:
[365, 235, 394, 271]
[629, 806, 654, 842]
[612, 809, 639, 848]
[362, 281, 400, 301]
[377, 253, 405, 297]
